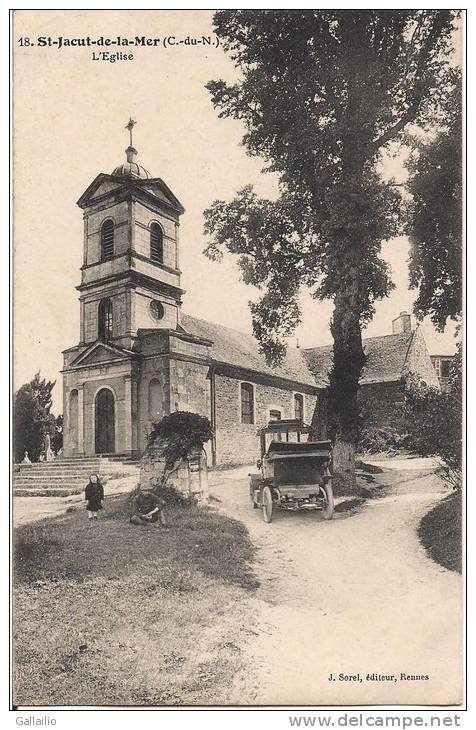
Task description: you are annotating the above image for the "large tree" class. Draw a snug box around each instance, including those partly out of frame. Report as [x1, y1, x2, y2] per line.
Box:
[203, 10, 458, 487]
[405, 70, 462, 331]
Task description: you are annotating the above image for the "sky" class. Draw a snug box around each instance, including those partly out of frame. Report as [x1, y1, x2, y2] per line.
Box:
[13, 10, 460, 412]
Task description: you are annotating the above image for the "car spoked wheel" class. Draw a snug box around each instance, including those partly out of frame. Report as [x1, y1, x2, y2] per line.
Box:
[321, 482, 334, 520]
[262, 486, 273, 523]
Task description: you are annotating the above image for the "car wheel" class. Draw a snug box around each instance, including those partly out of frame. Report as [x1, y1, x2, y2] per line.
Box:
[262, 486, 273, 523]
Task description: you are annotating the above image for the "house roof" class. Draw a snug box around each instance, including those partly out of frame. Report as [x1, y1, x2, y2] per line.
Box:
[181, 313, 316, 387]
[303, 331, 415, 387]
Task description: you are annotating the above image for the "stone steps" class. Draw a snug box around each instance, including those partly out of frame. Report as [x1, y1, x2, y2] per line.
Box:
[13, 455, 140, 497]
[14, 487, 84, 498]
[14, 465, 137, 475]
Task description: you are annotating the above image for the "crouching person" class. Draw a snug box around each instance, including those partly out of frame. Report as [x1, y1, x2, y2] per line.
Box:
[130, 489, 166, 527]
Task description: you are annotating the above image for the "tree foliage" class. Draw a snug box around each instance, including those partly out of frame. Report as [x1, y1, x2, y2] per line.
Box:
[50, 414, 64, 455]
[204, 10, 458, 482]
[14, 373, 56, 462]
[404, 358, 462, 489]
[405, 70, 463, 331]
[147, 411, 214, 489]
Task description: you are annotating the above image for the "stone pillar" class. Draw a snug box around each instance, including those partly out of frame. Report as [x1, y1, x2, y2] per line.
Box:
[130, 376, 139, 455]
[77, 385, 84, 454]
[62, 383, 69, 455]
[123, 376, 134, 455]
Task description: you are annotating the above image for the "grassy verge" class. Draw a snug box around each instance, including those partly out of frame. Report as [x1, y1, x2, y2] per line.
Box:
[419, 490, 462, 574]
[13, 494, 258, 706]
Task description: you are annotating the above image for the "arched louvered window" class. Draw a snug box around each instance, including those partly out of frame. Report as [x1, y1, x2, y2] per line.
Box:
[240, 383, 254, 425]
[98, 298, 113, 341]
[150, 222, 163, 263]
[294, 393, 304, 422]
[100, 219, 114, 260]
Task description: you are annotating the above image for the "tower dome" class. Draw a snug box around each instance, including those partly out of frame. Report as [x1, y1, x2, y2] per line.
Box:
[112, 145, 151, 179]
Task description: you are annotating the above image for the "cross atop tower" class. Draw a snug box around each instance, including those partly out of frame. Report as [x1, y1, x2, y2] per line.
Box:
[125, 117, 137, 147]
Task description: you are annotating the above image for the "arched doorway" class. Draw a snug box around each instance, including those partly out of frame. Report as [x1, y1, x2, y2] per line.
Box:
[95, 388, 115, 454]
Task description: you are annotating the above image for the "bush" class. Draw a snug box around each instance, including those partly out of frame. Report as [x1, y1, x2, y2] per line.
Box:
[147, 411, 213, 490]
[358, 426, 411, 454]
[127, 483, 190, 509]
[150, 483, 192, 507]
[404, 368, 462, 489]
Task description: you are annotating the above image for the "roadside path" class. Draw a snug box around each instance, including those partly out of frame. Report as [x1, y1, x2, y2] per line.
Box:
[210, 462, 462, 706]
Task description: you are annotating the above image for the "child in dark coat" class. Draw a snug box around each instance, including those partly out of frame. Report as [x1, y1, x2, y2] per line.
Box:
[85, 473, 104, 520]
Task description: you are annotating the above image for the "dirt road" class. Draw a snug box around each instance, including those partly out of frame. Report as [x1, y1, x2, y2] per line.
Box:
[210, 462, 462, 706]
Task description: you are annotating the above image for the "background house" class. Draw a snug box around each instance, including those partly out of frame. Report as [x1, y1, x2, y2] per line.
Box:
[304, 312, 440, 439]
[430, 355, 456, 390]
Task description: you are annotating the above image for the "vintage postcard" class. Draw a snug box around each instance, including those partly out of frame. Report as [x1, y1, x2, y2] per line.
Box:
[11, 8, 464, 711]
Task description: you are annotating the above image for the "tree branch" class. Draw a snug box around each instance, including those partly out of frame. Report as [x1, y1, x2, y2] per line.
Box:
[371, 105, 419, 151]
[370, 13, 447, 152]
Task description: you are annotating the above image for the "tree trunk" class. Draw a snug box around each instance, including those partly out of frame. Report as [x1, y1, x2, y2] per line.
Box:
[328, 288, 366, 493]
[332, 436, 357, 495]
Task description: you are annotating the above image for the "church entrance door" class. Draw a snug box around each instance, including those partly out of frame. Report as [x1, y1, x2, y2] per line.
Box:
[95, 388, 115, 454]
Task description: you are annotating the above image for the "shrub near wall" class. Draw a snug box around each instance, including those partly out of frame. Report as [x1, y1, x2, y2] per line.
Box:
[358, 426, 411, 455]
[404, 372, 462, 489]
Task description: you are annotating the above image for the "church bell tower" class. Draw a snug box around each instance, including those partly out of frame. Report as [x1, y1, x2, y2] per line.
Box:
[75, 118, 185, 350]
[62, 120, 186, 458]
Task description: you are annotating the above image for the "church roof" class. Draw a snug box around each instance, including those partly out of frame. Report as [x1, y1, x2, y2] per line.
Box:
[111, 144, 151, 179]
[180, 315, 418, 389]
[181, 314, 317, 388]
[76, 173, 185, 214]
[111, 161, 151, 179]
[303, 331, 415, 387]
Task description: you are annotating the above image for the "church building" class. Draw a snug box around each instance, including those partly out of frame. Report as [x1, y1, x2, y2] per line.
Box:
[62, 131, 319, 465]
[62, 130, 440, 465]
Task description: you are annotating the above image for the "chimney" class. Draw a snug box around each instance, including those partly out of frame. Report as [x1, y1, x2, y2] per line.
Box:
[392, 311, 412, 335]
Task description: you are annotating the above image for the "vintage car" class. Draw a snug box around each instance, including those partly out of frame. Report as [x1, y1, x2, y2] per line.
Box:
[249, 419, 334, 523]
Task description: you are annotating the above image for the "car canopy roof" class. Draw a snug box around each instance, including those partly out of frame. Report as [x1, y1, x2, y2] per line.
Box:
[258, 419, 313, 435]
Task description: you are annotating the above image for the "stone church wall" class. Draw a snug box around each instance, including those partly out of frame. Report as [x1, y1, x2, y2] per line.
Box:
[136, 356, 211, 460]
[169, 358, 211, 416]
[133, 290, 178, 332]
[137, 356, 171, 453]
[214, 374, 318, 465]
